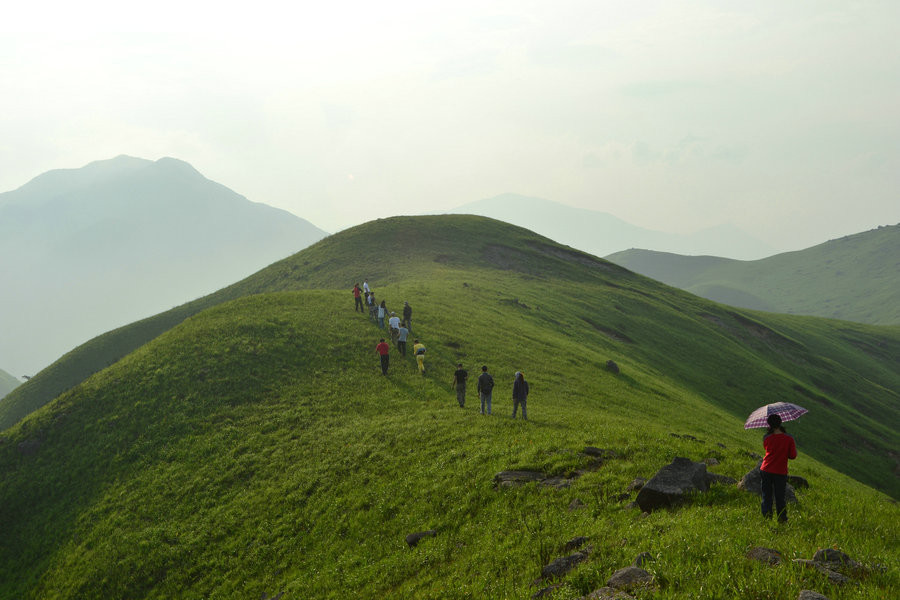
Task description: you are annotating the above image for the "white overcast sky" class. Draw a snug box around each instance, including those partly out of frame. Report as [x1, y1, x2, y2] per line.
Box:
[2, 1, 898, 251]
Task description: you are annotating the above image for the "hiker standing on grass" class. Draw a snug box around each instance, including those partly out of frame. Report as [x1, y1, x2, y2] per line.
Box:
[353, 283, 364, 312]
[368, 293, 377, 322]
[376, 339, 390, 375]
[378, 300, 387, 328]
[760, 413, 797, 523]
[388, 312, 401, 344]
[511, 371, 529, 420]
[451, 363, 468, 408]
[477, 365, 494, 415]
[403, 301, 413, 332]
[363, 279, 370, 294]
[413, 339, 426, 376]
[397, 322, 409, 356]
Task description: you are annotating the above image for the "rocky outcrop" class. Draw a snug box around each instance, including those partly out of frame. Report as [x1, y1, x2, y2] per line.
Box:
[405, 530, 436, 547]
[738, 463, 798, 502]
[635, 457, 709, 512]
[746, 546, 783, 565]
[606, 566, 653, 591]
[540, 546, 592, 579]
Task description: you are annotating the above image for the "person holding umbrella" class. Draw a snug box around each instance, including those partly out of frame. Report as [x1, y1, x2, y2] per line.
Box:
[746, 403, 802, 523]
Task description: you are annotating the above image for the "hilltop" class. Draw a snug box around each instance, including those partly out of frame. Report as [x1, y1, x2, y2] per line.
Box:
[0, 368, 20, 400]
[446, 193, 774, 260]
[1, 215, 897, 598]
[606, 224, 900, 326]
[0, 155, 328, 376]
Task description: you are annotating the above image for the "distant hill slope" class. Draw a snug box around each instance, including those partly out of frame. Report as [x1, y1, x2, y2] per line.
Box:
[0, 215, 897, 598]
[446, 193, 774, 259]
[0, 369, 20, 400]
[606, 224, 900, 325]
[0, 156, 328, 376]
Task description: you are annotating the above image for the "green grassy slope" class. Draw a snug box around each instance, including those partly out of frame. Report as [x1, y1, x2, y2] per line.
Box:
[0, 216, 898, 598]
[606, 224, 900, 325]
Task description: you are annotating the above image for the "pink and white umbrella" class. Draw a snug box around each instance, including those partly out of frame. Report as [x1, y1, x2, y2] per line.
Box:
[744, 402, 808, 429]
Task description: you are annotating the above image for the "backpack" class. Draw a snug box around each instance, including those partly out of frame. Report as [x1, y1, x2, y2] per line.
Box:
[480, 373, 494, 392]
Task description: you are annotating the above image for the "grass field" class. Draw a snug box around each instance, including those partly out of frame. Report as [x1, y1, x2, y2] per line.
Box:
[1, 216, 897, 598]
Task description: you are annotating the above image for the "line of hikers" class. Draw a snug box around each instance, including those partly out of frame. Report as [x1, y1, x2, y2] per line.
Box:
[355, 280, 529, 419]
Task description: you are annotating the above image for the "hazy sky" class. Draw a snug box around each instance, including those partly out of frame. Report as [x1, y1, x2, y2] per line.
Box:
[3, 1, 898, 251]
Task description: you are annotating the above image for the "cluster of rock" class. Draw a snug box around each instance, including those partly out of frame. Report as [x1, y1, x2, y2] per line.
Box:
[531, 542, 655, 600]
[626, 456, 737, 512]
[747, 546, 876, 598]
[494, 447, 618, 491]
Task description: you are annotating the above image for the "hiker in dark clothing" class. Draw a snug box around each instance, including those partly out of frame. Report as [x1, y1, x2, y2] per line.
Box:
[397, 322, 409, 356]
[353, 283, 364, 312]
[376, 339, 390, 375]
[760, 413, 797, 522]
[378, 300, 387, 328]
[403, 301, 412, 332]
[477, 365, 494, 415]
[368, 293, 377, 322]
[512, 371, 529, 420]
[451, 363, 468, 408]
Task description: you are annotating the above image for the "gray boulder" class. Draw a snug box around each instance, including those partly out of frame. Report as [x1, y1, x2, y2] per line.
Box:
[746, 546, 783, 565]
[738, 463, 797, 502]
[792, 559, 850, 585]
[541, 546, 592, 579]
[606, 566, 653, 590]
[405, 530, 436, 547]
[635, 457, 709, 512]
[798, 591, 829, 600]
[581, 587, 634, 599]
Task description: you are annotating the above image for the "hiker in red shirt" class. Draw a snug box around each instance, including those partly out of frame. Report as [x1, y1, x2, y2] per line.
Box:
[353, 283, 364, 313]
[760, 413, 798, 522]
[376, 339, 390, 375]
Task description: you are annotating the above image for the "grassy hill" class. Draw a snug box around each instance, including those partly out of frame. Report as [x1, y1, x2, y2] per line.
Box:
[1, 215, 897, 598]
[0, 368, 20, 399]
[606, 224, 900, 326]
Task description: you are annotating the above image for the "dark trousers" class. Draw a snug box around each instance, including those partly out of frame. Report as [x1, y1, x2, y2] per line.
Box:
[380, 354, 389, 375]
[355, 296, 364, 312]
[760, 470, 788, 521]
[398, 341, 407, 356]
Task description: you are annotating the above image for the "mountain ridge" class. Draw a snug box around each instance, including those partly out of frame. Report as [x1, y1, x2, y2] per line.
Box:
[606, 224, 900, 325]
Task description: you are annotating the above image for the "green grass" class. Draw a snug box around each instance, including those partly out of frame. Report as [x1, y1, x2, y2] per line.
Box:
[0, 215, 897, 598]
[607, 223, 900, 325]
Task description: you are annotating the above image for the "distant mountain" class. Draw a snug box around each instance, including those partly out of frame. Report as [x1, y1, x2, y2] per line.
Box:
[0, 369, 20, 400]
[445, 193, 774, 260]
[606, 224, 900, 325]
[0, 156, 328, 376]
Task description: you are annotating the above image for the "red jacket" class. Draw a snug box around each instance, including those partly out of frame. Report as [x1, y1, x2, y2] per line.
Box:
[760, 432, 797, 475]
[376, 342, 390, 356]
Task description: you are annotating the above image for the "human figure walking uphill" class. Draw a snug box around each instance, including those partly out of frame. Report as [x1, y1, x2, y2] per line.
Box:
[388, 312, 401, 345]
[760, 413, 797, 522]
[353, 283, 364, 313]
[378, 300, 387, 329]
[413, 339, 426, 376]
[367, 293, 377, 322]
[403, 301, 413, 332]
[376, 338, 390, 375]
[512, 371, 529, 420]
[397, 322, 409, 356]
[477, 365, 494, 415]
[451, 363, 468, 408]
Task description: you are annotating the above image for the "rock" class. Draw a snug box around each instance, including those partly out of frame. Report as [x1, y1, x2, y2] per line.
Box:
[606, 360, 620, 374]
[260, 593, 283, 600]
[532, 583, 562, 599]
[798, 591, 830, 600]
[405, 530, 436, 547]
[541, 546, 592, 579]
[792, 559, 850, 585]
[606, 566, 653, 590]
[635, 457, 709, 513]
[581, 587, 634, 599]
[706, 472, 738, 486]
[543, 476, 574, 489]
[495, 470, 546, 487]
[633, 552, 654, 568]
[788, 475, 810, 489]
[583, 447, 617, 460]
[746, 546, 783, 565]
[743, 451, 763, 460]
[563, 536, 589, 552]
[615, 492, 631, 502]
[705, 457, 720, 466]
[569, 498, 586, 511]
[626, 478, 647, 491]
[716, 442, 727, 449]
[738, 463, 797, 502]
[812, 549, 863, 573]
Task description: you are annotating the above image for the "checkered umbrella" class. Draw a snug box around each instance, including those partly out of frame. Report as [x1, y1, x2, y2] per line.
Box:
[744, 402, 808, 429]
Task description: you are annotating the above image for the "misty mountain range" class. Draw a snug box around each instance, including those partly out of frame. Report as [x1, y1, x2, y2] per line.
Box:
[0, 156, 327, 376]
[0, 368, 20, 400]
[445, 193, 775, 260]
